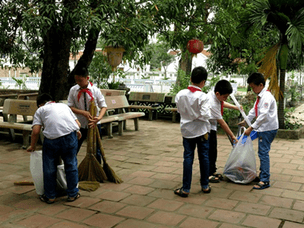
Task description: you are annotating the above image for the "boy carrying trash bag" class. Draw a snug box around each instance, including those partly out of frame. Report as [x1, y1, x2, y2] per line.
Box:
[238, 72, 278, 190]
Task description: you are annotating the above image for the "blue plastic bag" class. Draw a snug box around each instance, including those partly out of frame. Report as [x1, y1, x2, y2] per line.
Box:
[237, 130, 258, 144]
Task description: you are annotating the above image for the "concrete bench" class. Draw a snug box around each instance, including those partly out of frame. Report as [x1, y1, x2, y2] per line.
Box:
[164, 107, 178, 122]
[164, 95, 178, 122]
[102, 95, 145, 138]
[128, 92, 166, 121]
[0, 99, 37, 148]
[100, 89, 126, 96]
[17, 92, 39, 100]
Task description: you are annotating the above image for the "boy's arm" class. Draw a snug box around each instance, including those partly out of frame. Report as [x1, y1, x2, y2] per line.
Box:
[70, 106, 92, 120]
[75, 119, 82, 140]
[89, 107, 107, 128]
[217, 119, 238, 143]
[27, 125, 42, 152]
[223, 101, 243, 111]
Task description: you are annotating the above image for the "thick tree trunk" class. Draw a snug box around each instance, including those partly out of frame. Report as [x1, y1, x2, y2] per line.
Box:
[278, 69, 286, 129]
[38, 0, 99, 101]
[39, 26, 72, 101]
[69, 29, 100, 85]
[176, 49, 192, 87]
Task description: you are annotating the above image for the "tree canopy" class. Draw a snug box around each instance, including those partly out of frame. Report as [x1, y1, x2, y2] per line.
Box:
[0, 0, 157, 100]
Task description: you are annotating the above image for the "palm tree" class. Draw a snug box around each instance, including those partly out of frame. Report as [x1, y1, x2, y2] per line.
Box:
[246, 0, 304, 129]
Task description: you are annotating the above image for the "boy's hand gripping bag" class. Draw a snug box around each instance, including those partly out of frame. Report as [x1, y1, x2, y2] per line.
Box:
[223, 127, 257, 184]
[30, 150, 67, 195]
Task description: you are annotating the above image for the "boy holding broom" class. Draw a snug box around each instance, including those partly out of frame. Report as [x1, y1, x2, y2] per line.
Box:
[67, 66, 107, 163]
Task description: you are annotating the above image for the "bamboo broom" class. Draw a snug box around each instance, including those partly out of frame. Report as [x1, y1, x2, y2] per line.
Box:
[96, 129, 123, 184]
[78, 100, 107, 183]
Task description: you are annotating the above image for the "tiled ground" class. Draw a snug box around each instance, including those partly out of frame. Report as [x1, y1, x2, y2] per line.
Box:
[0, 119, 304, 228]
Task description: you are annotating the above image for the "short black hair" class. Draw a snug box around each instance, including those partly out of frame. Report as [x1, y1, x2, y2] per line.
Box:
[37, 93, 53, 107]
[247, 72, 265, 86]
[191, 66, 208, 84]
[214, 80, 233, 95]
[74, 66, 88, 77]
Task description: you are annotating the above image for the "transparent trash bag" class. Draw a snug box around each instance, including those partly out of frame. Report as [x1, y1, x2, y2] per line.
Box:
[30, 150, 67, 195]
[223, 127, 257, 184]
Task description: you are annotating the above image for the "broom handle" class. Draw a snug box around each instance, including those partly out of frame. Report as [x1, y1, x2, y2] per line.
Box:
[96, 128, 108, 164]
[230, 94, 251, 126]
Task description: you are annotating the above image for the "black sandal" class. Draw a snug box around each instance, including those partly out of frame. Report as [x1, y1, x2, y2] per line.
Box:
[214, 173, 223, 180]
[67, 193, 81, 202]
[209, 175, 220, 183]
[40, 194, 55, 204]
[253, 181, 270, 190]
[202, 186, 211, 194]
[174, 187, 189, 197]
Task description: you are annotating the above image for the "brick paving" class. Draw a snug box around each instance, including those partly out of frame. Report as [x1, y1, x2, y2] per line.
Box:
[0, 119, 304, 228]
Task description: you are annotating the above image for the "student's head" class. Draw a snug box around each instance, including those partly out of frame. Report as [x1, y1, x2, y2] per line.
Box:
[190, 66, 208, 88]
[74, 66, 89, 88]
[214, 80, 233, 102]
[247, 72, 265, 95]
[37, 93, 53, 107]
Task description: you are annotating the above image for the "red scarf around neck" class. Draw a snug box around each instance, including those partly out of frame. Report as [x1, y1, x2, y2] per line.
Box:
[188, 86, 201, 93]
[77, 82, 94, 102]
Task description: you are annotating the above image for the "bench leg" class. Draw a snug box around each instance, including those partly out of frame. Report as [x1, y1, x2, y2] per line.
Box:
[172, 112, 177, 123]
[148, 110, 153, 121]
[106, 123, 113, 138]
[155, 110, 159, 120]
[134, 118, 139, 131]
[123, 120, 126, 130]
[23, 115, 28, 122]
[22, 131, 30, 149]
[9, 128, 16, 141]
[118, 122, 123, 135]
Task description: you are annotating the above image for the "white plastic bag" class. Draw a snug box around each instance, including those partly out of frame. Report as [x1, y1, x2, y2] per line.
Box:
[30, 151, 44, 195]
[30, 150, 67, 195]
[223, 128, 257, 184]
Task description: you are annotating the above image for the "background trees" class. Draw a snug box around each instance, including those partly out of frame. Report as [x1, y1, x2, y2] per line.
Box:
[1, 0, 304, 129]
[0, 0, 156, 100]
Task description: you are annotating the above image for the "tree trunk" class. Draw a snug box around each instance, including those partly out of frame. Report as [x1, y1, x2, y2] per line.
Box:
[176, 49, 192, 87]
[69, 29, 100, 85]
[39, 0, 99, 101]
[39, 26, 72, 101]
[278, 68, 286, 129]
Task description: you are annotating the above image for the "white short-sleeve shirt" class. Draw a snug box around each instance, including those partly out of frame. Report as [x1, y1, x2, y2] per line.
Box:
[207, 91, 223, 131]
[32, 102, 80, 139]
[247, 87, 279, 132]
[67, 83, 107, 128]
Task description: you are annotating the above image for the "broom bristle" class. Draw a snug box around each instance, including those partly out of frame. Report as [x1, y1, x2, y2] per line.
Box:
[103, 163, 123, 184]
[78, 153, 107, 182]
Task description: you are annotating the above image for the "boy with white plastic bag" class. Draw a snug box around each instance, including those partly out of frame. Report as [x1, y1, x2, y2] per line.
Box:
[239, 73, 278, 190]
[27, 93, 82, 203]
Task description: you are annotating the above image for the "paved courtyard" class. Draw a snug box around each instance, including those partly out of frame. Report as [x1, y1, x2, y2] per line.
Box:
[0, 119, 304, 228]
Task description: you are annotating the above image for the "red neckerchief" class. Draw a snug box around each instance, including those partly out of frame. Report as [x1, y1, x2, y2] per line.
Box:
[254, 97, 260, 117]
[188, 86, 201, 93]
[77, 82, 94, 102]
[255, 89, 270, 117]
[221, 101, 224, 116]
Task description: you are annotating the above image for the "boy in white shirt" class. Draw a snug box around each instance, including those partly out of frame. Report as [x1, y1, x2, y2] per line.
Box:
[27, 93, 82, 204]
[208, 80, 239, 183]
[240, 72, 278, 190]
[68, 67, 107, 163]
[174, 66, 211, 197]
